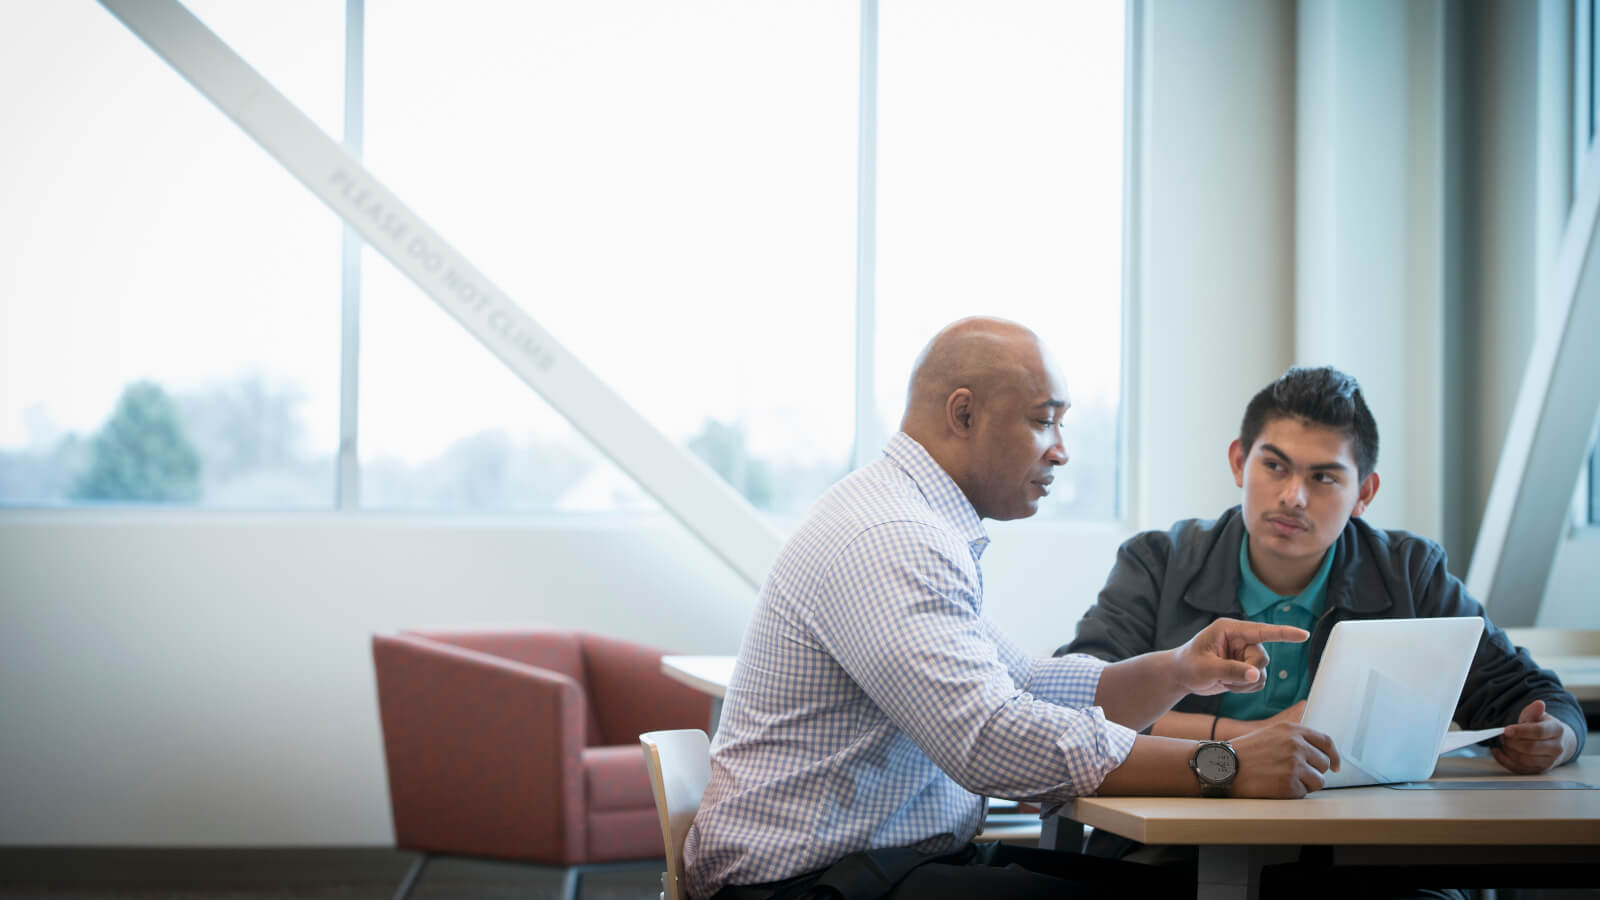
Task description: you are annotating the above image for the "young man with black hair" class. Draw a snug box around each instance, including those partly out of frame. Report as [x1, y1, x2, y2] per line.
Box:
[1059, 367, 1583, 875]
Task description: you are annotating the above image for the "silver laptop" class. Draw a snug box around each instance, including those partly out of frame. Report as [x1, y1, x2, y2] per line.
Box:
[1299, 616, 1485, 789]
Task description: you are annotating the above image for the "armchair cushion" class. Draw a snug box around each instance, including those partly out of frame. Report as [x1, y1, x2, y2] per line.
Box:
[583, 744, 653, 812]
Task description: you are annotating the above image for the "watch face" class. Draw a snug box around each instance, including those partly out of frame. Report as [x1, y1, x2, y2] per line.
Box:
[1196, 745, 1237, 783]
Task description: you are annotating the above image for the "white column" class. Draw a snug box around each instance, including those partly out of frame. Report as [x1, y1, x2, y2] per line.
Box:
[1295, 0, 1434, 536]
[1133, 0, 1296, 531]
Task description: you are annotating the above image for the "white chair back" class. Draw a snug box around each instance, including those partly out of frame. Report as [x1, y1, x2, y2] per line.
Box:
[640, 729, 711, 900]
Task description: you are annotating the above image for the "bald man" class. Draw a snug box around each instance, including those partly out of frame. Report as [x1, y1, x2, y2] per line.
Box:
[683, 319, 1340, 900]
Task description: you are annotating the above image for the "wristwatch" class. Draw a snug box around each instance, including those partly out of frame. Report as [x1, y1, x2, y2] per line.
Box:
[1190, 740, 1238, 798]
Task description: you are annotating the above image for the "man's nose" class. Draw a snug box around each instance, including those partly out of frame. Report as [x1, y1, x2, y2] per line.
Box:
[1046, 432, 1068, 465]
[1279, 479, 1307, 508]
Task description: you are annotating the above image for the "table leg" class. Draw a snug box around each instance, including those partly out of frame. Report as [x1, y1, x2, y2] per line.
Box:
[1196, 845, 1299, 900]
[1038, 816, 1084, 852]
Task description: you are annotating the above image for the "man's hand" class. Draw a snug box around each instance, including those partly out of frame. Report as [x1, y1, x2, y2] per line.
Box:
[1230, 722, 1340, 798]
[1173, 618, 1309, 696]
[1492, 700, 1578, 774]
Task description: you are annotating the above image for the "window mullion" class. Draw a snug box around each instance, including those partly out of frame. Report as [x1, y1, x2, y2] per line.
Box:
[851, 0, 879, 472]
[336, 0, 364, 509]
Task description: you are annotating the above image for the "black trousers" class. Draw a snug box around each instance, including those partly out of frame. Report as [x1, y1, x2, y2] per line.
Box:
[711, 842, 1191, 900]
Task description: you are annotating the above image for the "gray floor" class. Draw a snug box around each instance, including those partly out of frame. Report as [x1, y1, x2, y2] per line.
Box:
[0, 849, 662, 900]
[2, 849, 1598, 899]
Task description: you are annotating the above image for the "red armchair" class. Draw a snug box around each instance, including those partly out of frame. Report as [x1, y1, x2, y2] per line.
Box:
[371, 628, 711, 898]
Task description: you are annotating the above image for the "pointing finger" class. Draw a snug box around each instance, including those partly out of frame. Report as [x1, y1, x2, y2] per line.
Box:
[1230, 622, 1310, 645]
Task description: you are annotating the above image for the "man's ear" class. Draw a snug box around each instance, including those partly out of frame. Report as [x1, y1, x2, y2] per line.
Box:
[946, 388, 976, 438]
[1228, 439, 1247, 487]
[1351, 471, 1380, 517]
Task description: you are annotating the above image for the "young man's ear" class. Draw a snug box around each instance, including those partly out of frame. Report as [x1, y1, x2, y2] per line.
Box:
[945, 388, 976, 438]
[1351, 471, 1380, 517]
[1228, 439, 1247, 487]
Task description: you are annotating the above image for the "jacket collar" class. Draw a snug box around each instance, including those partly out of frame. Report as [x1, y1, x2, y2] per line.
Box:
[1179, 506, 1393, 616]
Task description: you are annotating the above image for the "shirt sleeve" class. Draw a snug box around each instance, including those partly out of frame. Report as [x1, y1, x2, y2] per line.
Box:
[807, 520, 1137, 801]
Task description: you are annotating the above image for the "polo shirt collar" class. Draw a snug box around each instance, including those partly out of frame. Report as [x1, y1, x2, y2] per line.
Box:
[884, 432, 990, 558]
[1237, 536, 1334, 617]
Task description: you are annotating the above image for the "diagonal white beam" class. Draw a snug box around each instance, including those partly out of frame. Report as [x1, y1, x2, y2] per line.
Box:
[98, 0, 783, 590]
[1466, 140, 1600, 625]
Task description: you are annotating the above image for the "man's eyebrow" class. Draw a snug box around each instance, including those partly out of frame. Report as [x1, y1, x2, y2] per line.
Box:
[1260, 443, 1348, 471]
[1032, 398, 1069, 410]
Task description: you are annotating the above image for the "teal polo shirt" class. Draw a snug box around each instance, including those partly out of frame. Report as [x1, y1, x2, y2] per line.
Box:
[1215, 539, 1333, 722]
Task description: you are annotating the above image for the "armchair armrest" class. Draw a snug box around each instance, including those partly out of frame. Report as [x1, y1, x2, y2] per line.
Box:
[372, 633, 590, 865]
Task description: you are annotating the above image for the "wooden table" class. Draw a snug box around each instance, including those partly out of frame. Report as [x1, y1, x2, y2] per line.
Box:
[1050, 754, 1600, 899]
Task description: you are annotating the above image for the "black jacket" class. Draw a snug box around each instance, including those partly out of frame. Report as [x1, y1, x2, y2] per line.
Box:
[1058, 506, 1585, 753]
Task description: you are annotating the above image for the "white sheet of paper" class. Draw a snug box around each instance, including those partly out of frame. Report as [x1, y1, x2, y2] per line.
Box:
[1437, 726, 1506, 755]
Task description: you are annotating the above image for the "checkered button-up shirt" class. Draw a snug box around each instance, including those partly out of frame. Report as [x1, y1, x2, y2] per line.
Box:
[682, 432, 1137, 898]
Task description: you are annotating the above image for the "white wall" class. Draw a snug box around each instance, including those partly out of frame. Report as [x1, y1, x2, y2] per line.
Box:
[0, 512, 757, 844]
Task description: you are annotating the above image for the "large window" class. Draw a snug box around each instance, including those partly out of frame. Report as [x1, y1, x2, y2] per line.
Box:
[0, 1, 1126, 520]
[358, 1, 859, 515]
[875, 0, 1125, 519]
[0, 1, 343, 508]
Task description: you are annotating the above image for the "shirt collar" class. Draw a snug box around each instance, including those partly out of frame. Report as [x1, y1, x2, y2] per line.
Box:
[883, 432, 990, 558]
[1237, 535, 1334, 617]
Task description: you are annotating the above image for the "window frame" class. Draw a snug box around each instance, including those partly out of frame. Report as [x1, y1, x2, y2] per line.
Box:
[1575, 0, 1600, 531]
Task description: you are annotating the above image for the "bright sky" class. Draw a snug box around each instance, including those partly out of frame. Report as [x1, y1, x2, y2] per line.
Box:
[0, 1, 1123, 473]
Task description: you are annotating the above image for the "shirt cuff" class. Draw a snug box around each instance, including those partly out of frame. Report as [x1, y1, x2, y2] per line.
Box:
[1064, 705, 1138, 793]
[1035, 705, 1139, 818]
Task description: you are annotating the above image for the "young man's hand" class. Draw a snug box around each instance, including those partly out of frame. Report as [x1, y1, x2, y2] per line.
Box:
[1173, 618, 1309, 696]
[1230, 722, 1340, 798]
[1492, 700, 1578, 774]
